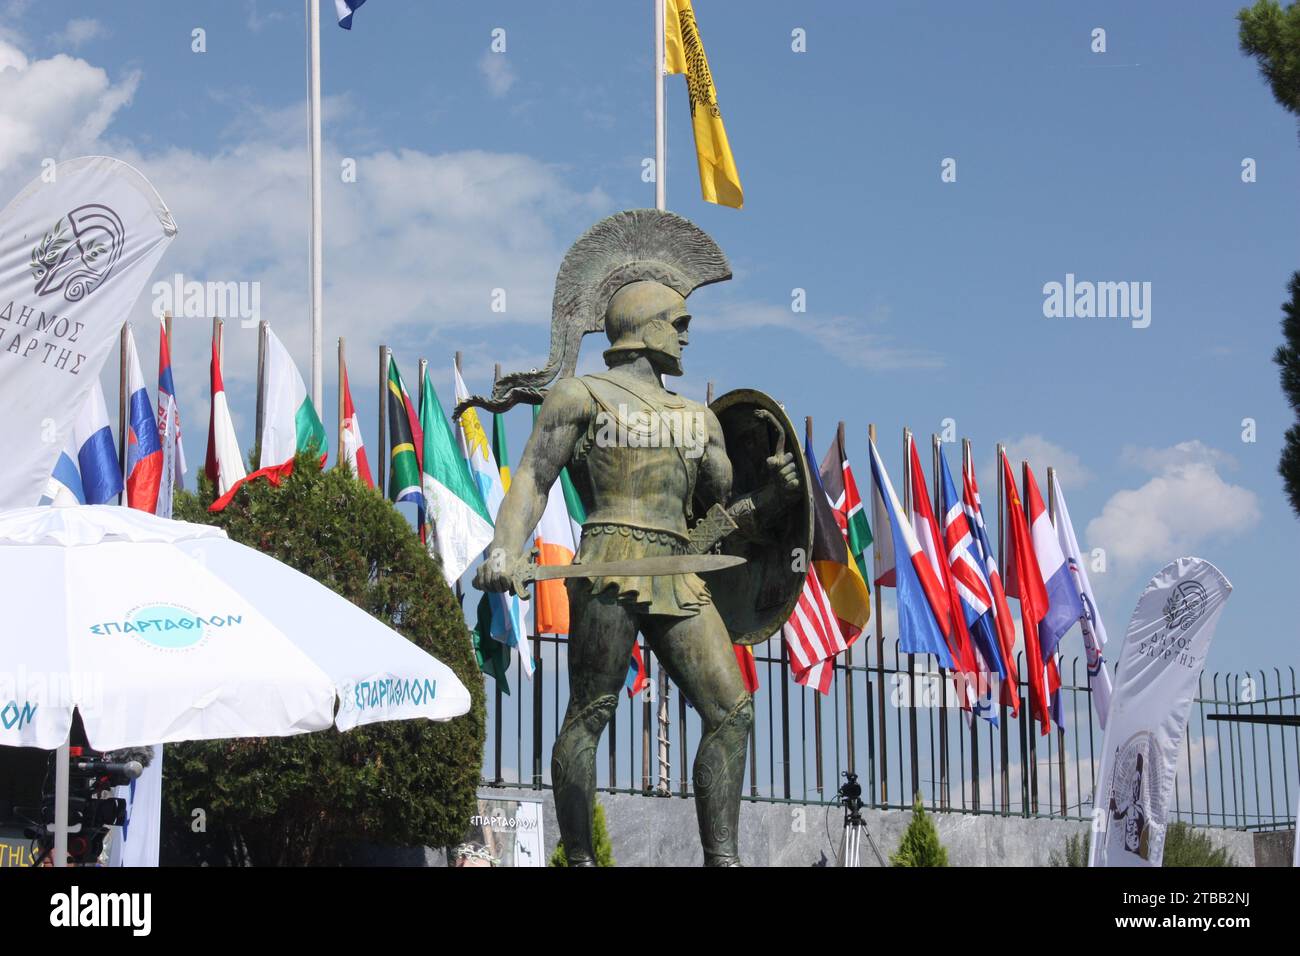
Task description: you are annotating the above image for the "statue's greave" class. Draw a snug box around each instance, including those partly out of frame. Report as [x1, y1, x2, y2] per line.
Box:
[692, 694, 754, 867]
[551, 694, 618, 866]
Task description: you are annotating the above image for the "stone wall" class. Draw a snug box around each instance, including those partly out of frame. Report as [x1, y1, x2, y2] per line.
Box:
[475, 787, 1264, 867]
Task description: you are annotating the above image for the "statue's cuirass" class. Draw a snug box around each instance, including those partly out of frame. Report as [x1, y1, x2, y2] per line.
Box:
[569, 373, 707, 541]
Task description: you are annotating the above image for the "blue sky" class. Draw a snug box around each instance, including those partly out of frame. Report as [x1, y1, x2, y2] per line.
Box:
[2, 0, 1298, 679]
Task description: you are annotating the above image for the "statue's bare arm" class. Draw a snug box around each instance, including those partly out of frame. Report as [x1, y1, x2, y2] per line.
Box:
[697, 407, 733, 508]
[473, 377, 592, 595]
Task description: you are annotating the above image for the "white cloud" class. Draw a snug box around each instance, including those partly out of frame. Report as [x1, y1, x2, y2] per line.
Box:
[992, 434, 1094, 492]
[713, 301, 944, 371]
[51, 18, 106, 50]
[0, 32, 609, 440]
[479, 51, 516, 98]
[0, 37, 138, 177]
[1085, 441, 1259, 574]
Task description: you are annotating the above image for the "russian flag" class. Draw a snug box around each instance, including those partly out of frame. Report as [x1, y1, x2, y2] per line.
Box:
[868, 437, 953, 668]
[123, 326, 162, 513]
[43, 380, 122, 506]
[1023, 466, 1084, 661]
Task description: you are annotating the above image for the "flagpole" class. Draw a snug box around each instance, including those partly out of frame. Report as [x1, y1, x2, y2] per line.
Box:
[255, 321, 268, 469]
[933, 432, 949, 810]
[992, 441, 1011, 811]
[488, 361, 504, 790]
[1022, 458, 1038, 813]
[1048, 465, 1067, 816]
[306, 0, 324, 412]
[337, 337, 346, 470]
[903, 427, 920, 804]
[654, 0, 666, 211]
[963, 437, 984, 813]
[377, 346, 388, 493]
[869, 422, 886, 807]
[806, 416, 824, 797]
[118, 323, 128, 505]
[839, 420, 856, 777]
[164, 311, 173, 355]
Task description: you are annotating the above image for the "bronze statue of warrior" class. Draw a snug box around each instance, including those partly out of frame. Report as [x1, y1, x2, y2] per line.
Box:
[459, 209, 812, 866]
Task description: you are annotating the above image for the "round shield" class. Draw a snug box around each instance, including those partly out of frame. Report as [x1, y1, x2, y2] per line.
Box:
[696, 389, 813, 646]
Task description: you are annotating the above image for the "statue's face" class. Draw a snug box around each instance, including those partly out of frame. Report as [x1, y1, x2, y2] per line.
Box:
[644, 311, 690, 377]
[604, 281, 692, 375]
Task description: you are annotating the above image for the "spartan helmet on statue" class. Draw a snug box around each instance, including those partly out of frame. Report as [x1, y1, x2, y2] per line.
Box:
[453, 208, 731, 418]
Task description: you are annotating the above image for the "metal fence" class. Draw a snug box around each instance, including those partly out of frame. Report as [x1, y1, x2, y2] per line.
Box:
[484, 632, 1300, 830]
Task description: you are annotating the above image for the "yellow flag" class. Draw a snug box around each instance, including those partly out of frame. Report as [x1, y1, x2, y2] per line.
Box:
[664, 0, 743, 208]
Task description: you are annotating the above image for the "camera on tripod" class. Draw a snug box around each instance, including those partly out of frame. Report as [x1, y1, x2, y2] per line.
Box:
[17, 745, 142, 866]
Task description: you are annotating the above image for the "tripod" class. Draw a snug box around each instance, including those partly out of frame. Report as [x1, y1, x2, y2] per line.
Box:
[837, 771, 886, 867]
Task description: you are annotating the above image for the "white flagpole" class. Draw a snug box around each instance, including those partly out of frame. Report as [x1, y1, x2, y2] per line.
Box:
[53, 739, 69, 867]
[653, 0, 671, 794]
[306, 0, 324, 411]
[654, 0, 666, 212]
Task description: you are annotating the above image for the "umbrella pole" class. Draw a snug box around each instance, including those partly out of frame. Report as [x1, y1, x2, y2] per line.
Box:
[53, 739, 70, 867]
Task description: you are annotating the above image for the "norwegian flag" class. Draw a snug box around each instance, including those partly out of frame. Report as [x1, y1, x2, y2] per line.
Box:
[782, 568, 848, 694]
[625, 640, 650, 698]
[906, 436, 979, 695]
[961, 445, 1020, 716]
[939, 450, 1006, 724]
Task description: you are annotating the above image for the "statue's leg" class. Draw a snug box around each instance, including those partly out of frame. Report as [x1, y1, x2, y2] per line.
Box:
[644, 603, 752, 867]
[551, 585, 637, 866]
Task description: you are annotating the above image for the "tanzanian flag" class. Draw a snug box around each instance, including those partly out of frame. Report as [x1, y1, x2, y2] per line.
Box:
[386, 357, 423, 506]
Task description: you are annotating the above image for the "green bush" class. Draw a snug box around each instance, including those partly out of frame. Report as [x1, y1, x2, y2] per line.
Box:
[890, 797, 948, 867]
[161, 453, 485, 866]
[1048, 831, 1089, 867]
[1161, 822, 1236, 867]
[1049, 822, 1236, 867]
[549, 801, 616, 867]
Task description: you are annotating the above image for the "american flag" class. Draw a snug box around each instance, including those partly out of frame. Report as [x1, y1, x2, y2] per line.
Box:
[782, 568, 848, 695]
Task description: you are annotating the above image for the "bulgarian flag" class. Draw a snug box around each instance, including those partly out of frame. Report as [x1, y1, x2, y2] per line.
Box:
[211, 328, 326, 511]
[419, 367, 494, 588]
[258, 327, 327, 469]
[204, 333, 246, 501]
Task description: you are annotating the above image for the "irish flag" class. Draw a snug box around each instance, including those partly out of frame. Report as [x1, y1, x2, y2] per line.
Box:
[259, 327, 328, 469]
[531, 407, 583, 635]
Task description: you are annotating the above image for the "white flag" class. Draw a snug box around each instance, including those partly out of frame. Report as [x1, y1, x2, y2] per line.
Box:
[108, 746, 163, 867]
[0, 156, 175, 509]
[1052, 478, 1114, 726]
[1089, 557, 1232, 867]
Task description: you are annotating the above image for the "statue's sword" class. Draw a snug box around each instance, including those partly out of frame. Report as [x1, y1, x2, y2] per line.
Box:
[524, 552, 745, 583]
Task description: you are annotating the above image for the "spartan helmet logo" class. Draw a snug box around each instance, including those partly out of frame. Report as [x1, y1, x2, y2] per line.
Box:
[30, 203, 126, 302]
[1162, 580, 1208, 631]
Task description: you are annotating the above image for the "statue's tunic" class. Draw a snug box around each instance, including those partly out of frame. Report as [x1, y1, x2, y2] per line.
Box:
[567, 373, 711, 619]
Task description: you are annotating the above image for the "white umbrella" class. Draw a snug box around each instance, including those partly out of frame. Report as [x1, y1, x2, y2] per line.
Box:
[0, 505, 472, 863]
